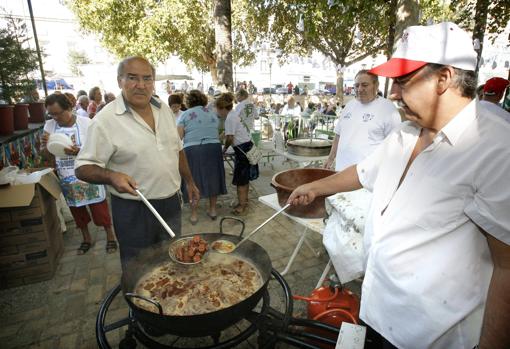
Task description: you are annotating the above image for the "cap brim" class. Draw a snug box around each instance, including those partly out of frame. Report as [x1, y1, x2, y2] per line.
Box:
[369, 58, 428, 78]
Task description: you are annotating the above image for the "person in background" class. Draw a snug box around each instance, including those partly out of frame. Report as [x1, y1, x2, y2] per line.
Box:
[177, 90, 227, 224]
[40, 93, 117, 255]
[480, 77, 510, 122]
[287, 81, 293, 94]
[289, 22, 510, 349]
[281, 96, 302, 116]
[87, 86, 103, 118]
[76, 95, 89, 118]
[223, 90, 259, 216]
[75, 56, 199, 270]
[324, 69, 401, 171]
[168, 93, 184, 123]
[96, 93, 116, 113]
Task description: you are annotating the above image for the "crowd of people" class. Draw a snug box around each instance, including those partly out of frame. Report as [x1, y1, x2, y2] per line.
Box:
[33, 20, 510, 349]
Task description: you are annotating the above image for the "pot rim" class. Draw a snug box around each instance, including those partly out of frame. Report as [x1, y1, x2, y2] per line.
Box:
[271, 168, 336, 192]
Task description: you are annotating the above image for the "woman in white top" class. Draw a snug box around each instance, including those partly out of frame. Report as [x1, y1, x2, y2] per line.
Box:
[220, 91, 259, 215]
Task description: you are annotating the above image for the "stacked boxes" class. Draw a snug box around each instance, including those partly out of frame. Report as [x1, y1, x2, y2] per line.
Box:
[0, 171, 63, 289]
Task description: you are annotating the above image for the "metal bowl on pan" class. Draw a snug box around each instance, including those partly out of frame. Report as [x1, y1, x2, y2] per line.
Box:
[286, 138, 332, 157]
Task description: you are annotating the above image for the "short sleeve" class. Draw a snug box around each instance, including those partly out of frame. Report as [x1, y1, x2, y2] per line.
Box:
[74, 120, 114, 170]
[334, 117, 342, 135]
[177, 111, 187, 127]
[43, 120, 55, 134]
[356, 140, 386, 192]
[224, 112, 236, 136]
[465, 155, 510, 245]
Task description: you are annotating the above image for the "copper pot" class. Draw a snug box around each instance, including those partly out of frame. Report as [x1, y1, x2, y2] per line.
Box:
[271, 168, 336, 218]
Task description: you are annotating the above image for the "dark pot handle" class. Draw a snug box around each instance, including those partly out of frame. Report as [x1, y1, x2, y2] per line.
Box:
[220, 217, 246, 237]
[270, 183, 277, 189]
[125, 293, 164, 315]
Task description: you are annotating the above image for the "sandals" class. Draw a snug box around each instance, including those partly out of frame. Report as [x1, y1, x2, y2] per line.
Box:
[231, 205, 248, 216]
[77, 242, 92, 255]
[207, 212, 218, 220]
[106, 240, 118, 254]
[189, 217, 199, 225]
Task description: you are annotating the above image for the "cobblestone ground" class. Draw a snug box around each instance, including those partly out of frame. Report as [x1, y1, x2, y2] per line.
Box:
[0, 155, 361, 348]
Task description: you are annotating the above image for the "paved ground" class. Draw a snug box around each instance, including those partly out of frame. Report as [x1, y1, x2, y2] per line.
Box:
[0, 155, 361, 349]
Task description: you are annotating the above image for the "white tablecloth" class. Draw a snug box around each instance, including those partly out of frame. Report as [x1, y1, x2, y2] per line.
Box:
[324, 189, 372, 283]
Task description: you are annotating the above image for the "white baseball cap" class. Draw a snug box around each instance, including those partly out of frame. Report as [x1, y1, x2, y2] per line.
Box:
[370, 22, 477, 78]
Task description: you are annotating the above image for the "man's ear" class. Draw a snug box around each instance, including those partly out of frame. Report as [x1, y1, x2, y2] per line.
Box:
[436, 66, 455, 95]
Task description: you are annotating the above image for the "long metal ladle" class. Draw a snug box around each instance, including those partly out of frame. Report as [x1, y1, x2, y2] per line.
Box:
[135, 189, 175, 238]
[213, 203, 291, 254]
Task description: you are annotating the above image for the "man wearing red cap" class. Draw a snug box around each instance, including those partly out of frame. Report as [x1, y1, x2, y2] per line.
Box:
[480, 77, 510, 122]
[288, 22, 510, 349]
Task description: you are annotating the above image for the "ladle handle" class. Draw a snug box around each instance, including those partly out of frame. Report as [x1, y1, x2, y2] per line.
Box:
[235, 203, 290, 249]
[135, 189, 175, 238]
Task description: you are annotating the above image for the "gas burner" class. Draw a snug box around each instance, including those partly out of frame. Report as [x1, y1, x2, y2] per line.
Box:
[96, 269, 340, 349]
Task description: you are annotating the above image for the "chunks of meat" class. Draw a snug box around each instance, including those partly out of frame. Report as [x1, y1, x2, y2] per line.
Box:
[174, 235, 209, 263]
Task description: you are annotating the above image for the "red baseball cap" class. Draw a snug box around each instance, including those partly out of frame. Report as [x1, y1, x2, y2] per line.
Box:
[483, 77, 510, 96]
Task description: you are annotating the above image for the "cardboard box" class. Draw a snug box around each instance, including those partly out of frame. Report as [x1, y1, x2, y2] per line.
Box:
[0, 169, 63, 288]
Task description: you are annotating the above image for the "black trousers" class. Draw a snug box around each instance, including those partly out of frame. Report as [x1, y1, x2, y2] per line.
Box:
[111, 193, 181, 271]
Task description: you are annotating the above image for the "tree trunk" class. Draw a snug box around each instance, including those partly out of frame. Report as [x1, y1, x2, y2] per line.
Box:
[214, 0, 233, 91]
[472, 0, 489, 77]
[336, 68, 344, 107]
[384, 0, 399, 97]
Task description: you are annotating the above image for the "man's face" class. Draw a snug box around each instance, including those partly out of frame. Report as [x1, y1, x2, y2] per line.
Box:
[389, 65, 439, 128]
[354, 74, 378, 104]
[117, 59, 154, 109]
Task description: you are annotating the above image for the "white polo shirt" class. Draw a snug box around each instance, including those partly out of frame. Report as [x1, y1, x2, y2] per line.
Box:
[75, 95, 183, 200]
[356, 100, 510, 348]
[334, 97, 401, 171]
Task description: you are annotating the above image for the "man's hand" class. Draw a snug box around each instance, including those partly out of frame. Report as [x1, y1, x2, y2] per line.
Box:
[186, 181, 200, 207]
[108, 172, 138, 196]
[64, 145, 80, 156]
[287, 183, 317, 206]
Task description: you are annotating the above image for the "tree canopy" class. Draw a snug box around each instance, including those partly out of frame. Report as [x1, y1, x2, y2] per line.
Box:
[67, 0, 258, 83]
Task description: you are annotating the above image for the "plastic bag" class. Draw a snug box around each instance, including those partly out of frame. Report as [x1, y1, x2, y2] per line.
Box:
[323, 209, 365, 284]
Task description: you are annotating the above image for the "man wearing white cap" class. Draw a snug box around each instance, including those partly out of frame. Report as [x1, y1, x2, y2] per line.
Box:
[288, 22, 510, 349]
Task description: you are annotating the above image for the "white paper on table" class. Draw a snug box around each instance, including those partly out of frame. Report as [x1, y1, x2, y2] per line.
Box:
[336, 322, 366, 349]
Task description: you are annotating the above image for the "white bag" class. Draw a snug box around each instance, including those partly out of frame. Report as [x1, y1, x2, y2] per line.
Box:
[238, 144, 263, 165]
[323, 210, 365, 284]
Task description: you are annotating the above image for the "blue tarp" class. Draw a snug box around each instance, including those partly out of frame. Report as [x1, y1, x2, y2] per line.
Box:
[36, 78, 73, 90]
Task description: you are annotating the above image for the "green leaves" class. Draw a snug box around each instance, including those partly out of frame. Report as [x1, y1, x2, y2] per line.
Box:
[0, 13, 39, 104]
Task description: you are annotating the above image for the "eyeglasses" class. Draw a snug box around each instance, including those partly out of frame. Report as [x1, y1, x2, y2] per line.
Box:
[393, 66, 430, 89]
[123, 74, 154, 86]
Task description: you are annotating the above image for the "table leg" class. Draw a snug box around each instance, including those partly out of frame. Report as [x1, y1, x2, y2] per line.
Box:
[304, 238, 321, 257]
[281, 227, 309, 276]
[316, 260, 332, 288]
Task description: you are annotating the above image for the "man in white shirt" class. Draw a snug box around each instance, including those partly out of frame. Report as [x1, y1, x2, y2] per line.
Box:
[480, 77, 510, 122]
[288, 22, 510, 349]
[325, 70, 401, 171]
[75, 56, 199, 270]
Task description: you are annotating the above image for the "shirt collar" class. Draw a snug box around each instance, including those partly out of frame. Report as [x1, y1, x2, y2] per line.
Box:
[398, 99, 477, 147]
[439, 99, 477, 146]
[115, 94, 162, 116]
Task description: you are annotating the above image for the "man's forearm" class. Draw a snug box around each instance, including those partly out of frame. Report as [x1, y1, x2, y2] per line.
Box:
[178, 150, 193, 184]
[479, 235, 510, 349]
[75, 164, 114, 185]
[311, 165, 363, 196]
